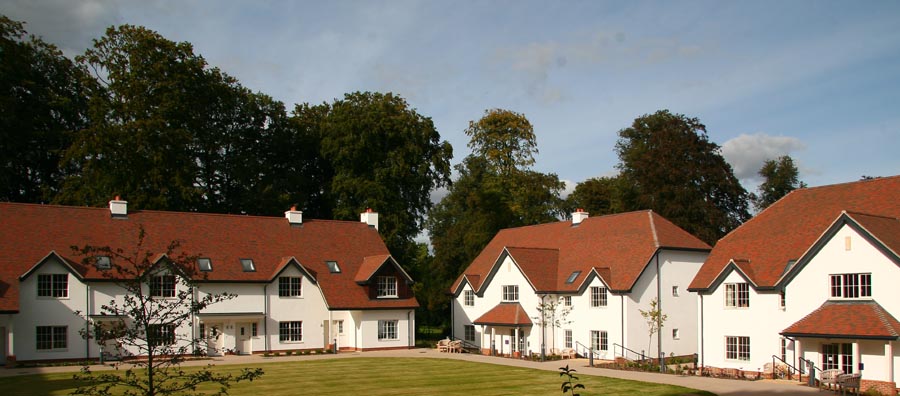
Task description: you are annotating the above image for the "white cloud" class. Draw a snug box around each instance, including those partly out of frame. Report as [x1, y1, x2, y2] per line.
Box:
[559, 179, 576, 200]
[721, 133, 805, 182]
[3, 0, 121, 57]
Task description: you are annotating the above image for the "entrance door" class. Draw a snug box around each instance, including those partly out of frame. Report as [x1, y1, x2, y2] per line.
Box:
[237, 323, 251, 355]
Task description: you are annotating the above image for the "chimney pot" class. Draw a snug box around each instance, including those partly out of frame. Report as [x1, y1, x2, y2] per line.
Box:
[572, 209, 589, 225]
[109, 197, 128, 218]
[361, 209, 379, 230]
[285, 207, 303, 225]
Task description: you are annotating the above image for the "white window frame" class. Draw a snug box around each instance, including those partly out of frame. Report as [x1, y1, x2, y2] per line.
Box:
[590, 330, 608, 351]
[333, 320, 344, 335]
[378, 320, 398, 340]
[150, 275, 176, 298]
[672, 328, 680, 340]
[672, 286, 679, 297]
[37, 273, 68, 298]
[278, 276, 302, 297]
[377, 276, 398, 298]
[830, 273, 871, 299]
[464, 290, 474, 306]
[36, 325, 67, 350]
[279, 321, 303, 343]
[502, 285, 519, 302]
[725, 336, 750, 361]
[563, 296, 572, 307]
[590, 286, 608, 307]
[724, 282, 749, 308]
[148, 323, 175, 347]
[564, 329, 573, 349]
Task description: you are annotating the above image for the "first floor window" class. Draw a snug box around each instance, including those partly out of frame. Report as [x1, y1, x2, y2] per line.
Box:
[377, 276, 398, 298]
[590, 330, 608, 351]
[822, 343, 852, 373]
[830, 273, 871, 299]
[725, 283, 749, 308]
[279, 321, 302, 342]
[37, 274, 68, 298]
[151, 275, 176, 298]
[502, 285, 518, 302]
[36, 326, 67, 350]
[464, 290, 474, 306]
[378, 320, 398, 340]
[279, 276, 302, 297]
[672, 328, 680, 339]
[725, 336, 750, 361]
[148, 324, 175, 347]
[590, 286, 608, 307]
[563, 296, 572, 307]
[564, 329, 573, 349]
[464, 325, 475, 342]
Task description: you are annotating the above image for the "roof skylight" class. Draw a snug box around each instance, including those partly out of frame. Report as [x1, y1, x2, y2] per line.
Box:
[198, 258, 212, 272]
[240, 258, 256, 272]
[565, 270, 581, 284]
[326, 260, 341, 273]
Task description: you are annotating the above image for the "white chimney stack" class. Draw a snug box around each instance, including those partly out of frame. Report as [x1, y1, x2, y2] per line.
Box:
[572, 208, 589, 225]
[361, 208, 379, 230]
[109, 196, 127, 218]
[285, 206, 303, 225]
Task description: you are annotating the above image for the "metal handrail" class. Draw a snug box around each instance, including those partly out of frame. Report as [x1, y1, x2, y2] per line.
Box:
[770, 355, 804, 383]
[574, 341, 602, 365]
[447, 335, 480, 353]
[613, 343, 647, 362]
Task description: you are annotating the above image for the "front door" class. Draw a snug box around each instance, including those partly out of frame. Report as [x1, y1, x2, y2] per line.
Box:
[237, 323, 251, 355]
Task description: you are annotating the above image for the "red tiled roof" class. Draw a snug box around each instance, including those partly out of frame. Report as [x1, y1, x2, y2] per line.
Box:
[355, 254, 392, 283]
[452, 210, 710, 294]
[781, 300, 900, 340]
[0, 203, 418, 312]
[690, 176, 900, 290]
[848, 212, 900, 258]
[473, 302, 533, 326]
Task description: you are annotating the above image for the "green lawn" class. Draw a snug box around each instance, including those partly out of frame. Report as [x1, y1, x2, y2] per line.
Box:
[0, 357, 713, 396]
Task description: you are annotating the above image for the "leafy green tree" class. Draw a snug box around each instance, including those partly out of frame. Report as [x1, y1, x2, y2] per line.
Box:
[426, 109, 564, 323]
[639, 297, 667, 372]
[465, 109, 538, 176]
[752, 155, 805, 211]
[564, 176, 625, 216]
[0, 15, 92, 203]
[292, 92, 453, 263]
[615, 110, 750, 245]
[71, 228, 263, 396]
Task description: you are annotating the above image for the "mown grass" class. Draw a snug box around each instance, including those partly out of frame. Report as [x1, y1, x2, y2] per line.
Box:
[0, 357, 714, 396]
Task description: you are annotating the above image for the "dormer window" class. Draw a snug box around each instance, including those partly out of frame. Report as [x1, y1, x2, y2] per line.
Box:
[96, 256, 111, 270]
[377, 276, 398, 298]
[565, 271, 581, 284]
[198, 258, 212, 272]
[241, 258, 256, 272]
[326, 261, 341, 273]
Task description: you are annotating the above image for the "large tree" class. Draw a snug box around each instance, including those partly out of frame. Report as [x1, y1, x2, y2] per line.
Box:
[615, 110, 750, 245]
[0, 15, 92, 203]
[564, 176, 625, 216]
[752, 155, 805, 211]
[426, 109, 564, 323]
[292, 92, 453, 262]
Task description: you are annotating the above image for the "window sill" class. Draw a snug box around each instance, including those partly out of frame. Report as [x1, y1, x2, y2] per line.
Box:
[279, 340, 304, 344]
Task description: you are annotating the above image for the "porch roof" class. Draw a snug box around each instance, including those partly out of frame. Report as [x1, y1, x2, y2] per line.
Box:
[473, 302, 532, 327]
[781, 300, 900, 340]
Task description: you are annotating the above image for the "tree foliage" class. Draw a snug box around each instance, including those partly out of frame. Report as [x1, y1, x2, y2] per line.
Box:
[615, 110, 750, 245]
[564, 176, 625, 216]
[752, 155, 805, 210]
[0, 16, 92, 202]
[71, 227, 263, 396]
[426, 110, 564, 322]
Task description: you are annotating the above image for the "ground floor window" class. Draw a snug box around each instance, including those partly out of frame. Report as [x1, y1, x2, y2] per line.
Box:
[464, 325, 475, 342]
[333, 320, 344, 335]
[822, 343, 852, 373]
[725, 336, 750, 361]
[590, 330, 608, 351]
[564, 329, 572, 349]
[279, 321, 302, 342]
[251, 322, 258, 337]
[36, 326, 67, 350]
[378, 320, 398, 340]
[148, 324, 176, 347]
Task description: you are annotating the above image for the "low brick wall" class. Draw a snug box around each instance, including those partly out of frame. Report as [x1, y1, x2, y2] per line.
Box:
[860, 379, 897, 396]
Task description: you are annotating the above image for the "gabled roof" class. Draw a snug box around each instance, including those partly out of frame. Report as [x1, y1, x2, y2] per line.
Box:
[781, 300, 900, 340]
[0, 202, 418, 312]
[354, 254, 413, 285]
[451, 210, 710, 295]
[690, 176, 900, 291]
[473, 302, 533, 326]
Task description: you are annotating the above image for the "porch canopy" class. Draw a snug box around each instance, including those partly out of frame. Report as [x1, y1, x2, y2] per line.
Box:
[473, 302, 533, 327]
[781, 300, 900, 340]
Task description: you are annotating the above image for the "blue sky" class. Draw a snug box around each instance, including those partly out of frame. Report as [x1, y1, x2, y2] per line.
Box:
[4, 0, 899, 197]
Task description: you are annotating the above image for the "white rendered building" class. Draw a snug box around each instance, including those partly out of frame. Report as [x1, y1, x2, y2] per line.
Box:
[0, 201, 417, 364]
[689, 176, 900, 395]
[451, 210, 710, 362]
